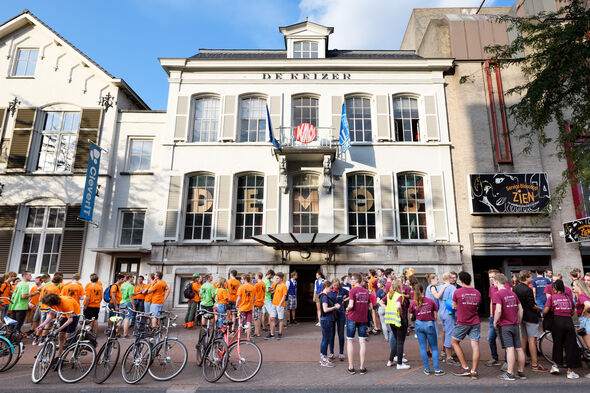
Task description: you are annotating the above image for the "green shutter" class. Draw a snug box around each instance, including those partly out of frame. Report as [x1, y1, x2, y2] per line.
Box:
[7, 108, 36, 170]
[74, 109, 101, 171]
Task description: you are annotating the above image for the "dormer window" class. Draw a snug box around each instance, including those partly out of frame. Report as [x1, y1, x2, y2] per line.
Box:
[293, 41, 318, 59]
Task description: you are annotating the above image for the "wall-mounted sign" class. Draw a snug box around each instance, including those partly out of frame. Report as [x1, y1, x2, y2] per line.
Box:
[263, 73, 351, 80]
[563, 217, 590, 243]
[469, 173, 550, 214]
[295, 123, 317, 144]
[80, 142, 101, 222]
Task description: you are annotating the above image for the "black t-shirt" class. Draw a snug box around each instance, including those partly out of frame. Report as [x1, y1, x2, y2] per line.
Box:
[513, 282, 538, 323]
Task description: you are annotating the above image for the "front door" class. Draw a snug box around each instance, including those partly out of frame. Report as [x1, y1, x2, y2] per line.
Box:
[114, 257, 140, 281]
[290, 264, 321, 320]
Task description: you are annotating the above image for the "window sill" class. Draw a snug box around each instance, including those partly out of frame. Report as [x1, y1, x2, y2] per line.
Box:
[6, 75, 35, 79]
[120, 171, 154, 176]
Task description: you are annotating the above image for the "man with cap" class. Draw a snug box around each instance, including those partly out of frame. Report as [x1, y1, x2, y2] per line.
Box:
[185, 273, 202, 328]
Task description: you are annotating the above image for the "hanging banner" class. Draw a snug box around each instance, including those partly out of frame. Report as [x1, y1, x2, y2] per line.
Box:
[469, 173, 550, 214]
[563, 217, 590, 243]
[80, 142, 101, 222]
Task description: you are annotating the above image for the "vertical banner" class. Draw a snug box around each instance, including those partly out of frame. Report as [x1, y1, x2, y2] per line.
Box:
[80, 142, 101, 222]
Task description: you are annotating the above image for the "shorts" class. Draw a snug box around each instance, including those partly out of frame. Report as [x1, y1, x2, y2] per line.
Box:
[499, 324, 522, 349]
[107, 303, 116, 318]
[520, 321, 539, 338]
[253, 306, 263, 321]
[451, 323, 481, 342]
[84, 307, 100, 321]
[200, 305, 214, 314]
[120, 302, 134, 319]
[287, 295, 297, 310]
[144, 302, 151, 314]
[40, 310, 49, 323]
[346, 320, 368, 340]
[440, 314, 457, 349]
[150, 303, 164, 317]
[60, 316, 80, 335]
[227, 302, 236, 311]
[269, 305, 285, 320]
[579, 316, 590, 334]
[240, 310, 253, 324]
[33, 306, 41, 322]
[263, 300, 273, 314]
[313, 293, 321, 303]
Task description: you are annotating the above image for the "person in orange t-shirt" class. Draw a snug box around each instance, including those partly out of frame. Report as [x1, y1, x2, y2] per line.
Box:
[0, 273, 16, 318]
[36, 294, 81, 356]
[61, 274, 84, 303]
[84, 273, 103, 333]
[186, 275, 202, 328]
[226, 270, 240, 328]
[29, 276, 43, 333]
[267, 272, 287, 340]
[147, 272, 169, 327]
[253, 272, 266, 337]
[143, 273, 155, 314]
[236, 276, 255, 340]
[214, 278, 229, 328]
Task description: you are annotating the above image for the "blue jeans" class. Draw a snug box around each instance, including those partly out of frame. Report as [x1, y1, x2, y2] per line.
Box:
[216, 303, 226, 329]
[321, 319, 335, 357]
[330, 313, 345, 355]
[346, 320, 367, 340]
[415, 320, 440, 372]
[488, 317, 499, 361]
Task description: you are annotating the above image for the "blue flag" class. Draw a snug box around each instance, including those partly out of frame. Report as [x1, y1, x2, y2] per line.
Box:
[266, 104, 281, 150]
[80, 142, 101, 222]
[339, 103, 351, 154]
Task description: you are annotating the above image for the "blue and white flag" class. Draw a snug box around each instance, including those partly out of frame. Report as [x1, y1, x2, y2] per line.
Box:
[266, 104, 281, 150]
[80, 142, 101, 222]
[339, 103, 351, 154]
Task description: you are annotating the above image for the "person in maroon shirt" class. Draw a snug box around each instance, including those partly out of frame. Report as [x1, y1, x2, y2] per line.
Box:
[410, 284, 444, 376]
[543, 273, 574, 304]
[345, 273, 370, 375]
[493, 273, 525, 381]
[485, 269, 502, 367]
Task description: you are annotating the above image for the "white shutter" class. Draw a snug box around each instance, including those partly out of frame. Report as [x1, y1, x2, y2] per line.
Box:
[174, 96, 189, 140]
[380, 174, 396, 239]
[265, 175, 278, 233]
[214, 175, 232, 239]
[376, 95, 390, 141]
[165, 176, 181, 238]
[331, 96, 342, 139]
[424, 95, 439, 141]
[333, 175, 346, 233]
[429, 173, 448, 240]
[221, 96, 236, 141]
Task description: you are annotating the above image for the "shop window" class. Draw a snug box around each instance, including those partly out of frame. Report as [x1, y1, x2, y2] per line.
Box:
[347, 174, 376, 239]
[235, 174, 264, 239]
[397, 173, 428, 240]
[184, 174, 215, 240]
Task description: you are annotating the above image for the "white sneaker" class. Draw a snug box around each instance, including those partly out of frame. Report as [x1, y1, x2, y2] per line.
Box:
[397, 363, 411, 370]
[315, 322, 321, 327]
[584, 373, 590, 379]
[393, 356, 408, 363]
[550, 365, 560, 375]
[386, 360, 394, 367]
[567, 371, 579, 379]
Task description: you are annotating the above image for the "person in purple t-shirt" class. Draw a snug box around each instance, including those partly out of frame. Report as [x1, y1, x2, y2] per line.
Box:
[345, 273, 371, 375]
[451, 271, 482, 380]
[493, 273, 525, 381]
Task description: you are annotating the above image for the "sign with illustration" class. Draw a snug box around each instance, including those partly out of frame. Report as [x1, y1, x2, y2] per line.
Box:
[563, 217, 590, 243]
[295, 123, 317, 144]
[469, 173, 550, 214]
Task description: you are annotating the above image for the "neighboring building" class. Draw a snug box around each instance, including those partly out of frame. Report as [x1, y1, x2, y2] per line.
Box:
[0, 11, 148, 284]
[155, 21, 461, 315]
[401, 0, 587, 311]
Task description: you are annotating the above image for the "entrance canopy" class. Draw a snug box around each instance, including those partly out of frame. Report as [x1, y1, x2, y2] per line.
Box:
[251, 232, 355, 250]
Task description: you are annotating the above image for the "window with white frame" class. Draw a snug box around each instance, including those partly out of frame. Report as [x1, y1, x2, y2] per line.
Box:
[12, 48, 39, 76]
[37, 111, 80, 172]
[192, 97, 220, 142]
[119, 210, 145, 246]
[185, 174, 215, 240]
[347, 174, 376, 239]
[127, 139, 152, 172]
[293, 41, 318, 58]
[19, 206, 65, 274]
[239, 97, 267, 142]
[393, 97, 420, 142]
[346, 97, 372, 142]
[397, 173, 428, 240]
[292, 174, 319, 233]
[292, 97, 318, 127]
[235, 174, 264, 239]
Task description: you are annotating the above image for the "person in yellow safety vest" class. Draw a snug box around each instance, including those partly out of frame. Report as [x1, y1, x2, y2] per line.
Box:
[380, 280, 410, 369]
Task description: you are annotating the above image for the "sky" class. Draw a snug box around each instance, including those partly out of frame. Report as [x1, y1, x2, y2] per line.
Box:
[1, 0, 515, 110]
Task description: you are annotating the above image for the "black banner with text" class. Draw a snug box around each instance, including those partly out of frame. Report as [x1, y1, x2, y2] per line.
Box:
[563, 217, 590, 243]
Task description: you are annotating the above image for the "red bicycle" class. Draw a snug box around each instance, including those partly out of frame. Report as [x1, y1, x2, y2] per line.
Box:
[218, 311, 262, 382]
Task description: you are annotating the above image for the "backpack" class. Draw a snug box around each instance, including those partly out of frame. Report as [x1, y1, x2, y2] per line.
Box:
[183, 281, 195, 299]
[103, 284, 118, 302]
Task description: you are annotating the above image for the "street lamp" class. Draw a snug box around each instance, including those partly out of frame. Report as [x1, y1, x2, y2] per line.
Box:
[8, 97, 20, 117]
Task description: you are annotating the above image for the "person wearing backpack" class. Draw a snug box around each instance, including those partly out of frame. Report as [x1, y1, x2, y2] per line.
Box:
[105, 274, 125, 335]
[184, 274, 200, 328]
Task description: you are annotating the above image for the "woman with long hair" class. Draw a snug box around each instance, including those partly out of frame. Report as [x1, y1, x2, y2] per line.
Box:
[411, 283, 445, 375]
[381, 280, 409, 369]
[573, 279, 590, 378]
[543, 279, 581, 379]
[320, 281, 339, 367]
[328, 278, 347, 361]
[214, 277, 229, 329]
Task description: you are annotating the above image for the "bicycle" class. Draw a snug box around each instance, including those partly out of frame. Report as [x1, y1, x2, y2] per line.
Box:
[538, 325, 590, 367]
[148, 310, 188, 381]
[198, 310, 229, 383]
[0, 297, 24, 372]
[221, 311, 262, 382]
[31, 309, 73, 383]
[93, 307, 124, 384]
[56, 314, 97, 383]
[121, 309, 153, 384]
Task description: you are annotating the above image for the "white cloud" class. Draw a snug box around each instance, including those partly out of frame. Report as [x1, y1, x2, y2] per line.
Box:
[298, 0, 503, 49]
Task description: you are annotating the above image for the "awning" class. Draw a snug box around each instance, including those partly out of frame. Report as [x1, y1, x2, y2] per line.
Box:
[251, 233, 356, 250]
[88, 247, 151, 255]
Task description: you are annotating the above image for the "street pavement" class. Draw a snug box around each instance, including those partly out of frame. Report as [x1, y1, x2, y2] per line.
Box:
[2, 319, 589, 392]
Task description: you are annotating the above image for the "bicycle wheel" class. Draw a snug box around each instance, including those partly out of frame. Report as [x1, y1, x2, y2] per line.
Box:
[224, 340, 262, 382]
[2, 340, 22, 372]
[57, 341, 97, 383]
[121, 339, 152, 384]
[148, 339, 188, 381]
[93, 339, 120, 384]
[202, 338, 228, 383]
[0, 338, 13, 371]
[32, 340, 55, 383]
[538, 331, 554, 364]
[195, 327, 207, 366]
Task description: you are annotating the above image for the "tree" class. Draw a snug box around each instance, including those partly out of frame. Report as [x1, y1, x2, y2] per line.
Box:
[488, 0, 590, 214]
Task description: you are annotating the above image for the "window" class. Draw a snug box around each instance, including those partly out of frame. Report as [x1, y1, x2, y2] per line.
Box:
[393, 97, 420, 142]
[185, 175, 215, 240]
[347, 174, 376, 239]
[485, 61, 512, 163]
[292, 97, 318, 127]
[192, 97, 220, 142]
[37, 111, 80, 172]
[292, 174, 319, 233]
[235, 174, 264, 239]
[114, 258, 139, 282]
[397, 173, 427, 240]
[239, 98, 267, 142]
[12, 48, 39, 76]
[127, 139, 152, 171]
[19, 206, 65, 274]
[346, 97, 372, 142]
[119, 210, 145, 246]
[293, 41, 318, 58]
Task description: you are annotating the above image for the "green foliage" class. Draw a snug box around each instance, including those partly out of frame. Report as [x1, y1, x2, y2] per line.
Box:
[487, 0, 590, 213]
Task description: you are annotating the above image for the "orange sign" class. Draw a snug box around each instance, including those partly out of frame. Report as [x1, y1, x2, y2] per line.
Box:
[295, 123, 317, 144]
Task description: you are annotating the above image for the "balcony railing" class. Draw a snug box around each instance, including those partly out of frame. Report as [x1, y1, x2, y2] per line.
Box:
[277, 126, 336, 149]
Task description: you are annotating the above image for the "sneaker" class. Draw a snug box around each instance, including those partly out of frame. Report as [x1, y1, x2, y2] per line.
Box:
[517, 371, 527, 380]
[424, 369, 432, 375]
[386, 360, 394, 367]
[470, 370, 479, 380]
[359, 368, 367, 375]
[393, 356, 408, 363]
[567, 371, 579, 379]
[531, 364, 548, 372]
[315, 322, 321, 327]
[347, 368, 356, 375]
[446, 358, 460, 366]
[434, 370, 446, 376]
[501, 362, 508, 372]
[486, 359, 502, 367]
[499, 372, 516, 381]
[264, 334, 275, 340]
[584, 373, 590, 379]
[453, 367, 471, 376]
[320, 358, 335, 368]
[339, 354, 345, 361]
[329, 353, 335, 360]
[396, 363, 410, 370]
[550, 365, 560, 375]
[277, 333, 282, 340]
